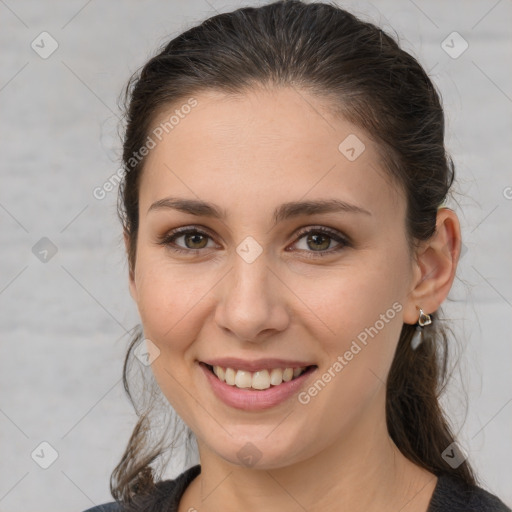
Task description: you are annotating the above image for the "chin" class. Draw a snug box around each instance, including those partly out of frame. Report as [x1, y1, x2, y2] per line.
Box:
[200, 427, 314, 471]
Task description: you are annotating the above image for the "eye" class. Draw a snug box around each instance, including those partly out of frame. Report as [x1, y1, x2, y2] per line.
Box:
[156, 225, 350, 258]
[157, 227, 217, 254]
[289, 226, 350, 259]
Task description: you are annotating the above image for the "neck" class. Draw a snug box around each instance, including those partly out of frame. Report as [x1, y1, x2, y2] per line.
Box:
[180, 386, 437, 512]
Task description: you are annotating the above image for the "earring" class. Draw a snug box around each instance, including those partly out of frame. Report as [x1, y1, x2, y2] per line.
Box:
[410, 308, 432, 350]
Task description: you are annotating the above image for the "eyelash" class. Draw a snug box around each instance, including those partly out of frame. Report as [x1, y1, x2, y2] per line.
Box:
[157, 225, 351, 259]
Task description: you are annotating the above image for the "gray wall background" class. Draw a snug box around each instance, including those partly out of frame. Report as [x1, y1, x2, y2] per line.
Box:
[1, 1, 511, 510]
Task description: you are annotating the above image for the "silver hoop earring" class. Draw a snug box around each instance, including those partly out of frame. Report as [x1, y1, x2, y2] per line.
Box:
[410, 308, 432, 350]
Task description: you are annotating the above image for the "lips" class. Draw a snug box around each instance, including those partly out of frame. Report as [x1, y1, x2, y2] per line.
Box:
[199, 361, 318, 410]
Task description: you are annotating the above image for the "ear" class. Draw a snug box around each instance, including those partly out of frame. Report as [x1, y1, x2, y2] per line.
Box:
[402, 207, 462, 325]
[124, 230, 138, 302]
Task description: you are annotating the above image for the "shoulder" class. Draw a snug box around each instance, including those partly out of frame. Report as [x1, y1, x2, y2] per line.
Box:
[82, 464, 201, 512]
[428, 473, 511, 512]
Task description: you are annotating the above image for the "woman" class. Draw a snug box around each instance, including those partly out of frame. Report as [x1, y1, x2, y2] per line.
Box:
[85, 1, 510, 510]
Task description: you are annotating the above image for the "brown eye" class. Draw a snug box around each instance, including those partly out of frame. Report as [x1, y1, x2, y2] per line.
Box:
[290, 227, 350, 259]
[304, 232, 332, 251]
[181, 232, 209, 249]
[158, 225, 350, 259]
[157, 227, 216, 254]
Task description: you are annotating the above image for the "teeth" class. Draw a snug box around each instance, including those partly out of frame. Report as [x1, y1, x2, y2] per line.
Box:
[234, 370, 252, 389]
[212, 365, 307, 390]
[282, 368, 293, 382]
[225, 367, 236, 386]
[269, 368, 283, 386]
[216, 366, 226, 381]
[252, 370, 271, 390]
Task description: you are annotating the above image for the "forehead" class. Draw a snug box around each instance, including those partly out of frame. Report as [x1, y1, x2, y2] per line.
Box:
[139, 87, 404, 222]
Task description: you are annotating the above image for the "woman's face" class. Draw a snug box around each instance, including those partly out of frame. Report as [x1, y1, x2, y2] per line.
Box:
[128, 87, 420, 469]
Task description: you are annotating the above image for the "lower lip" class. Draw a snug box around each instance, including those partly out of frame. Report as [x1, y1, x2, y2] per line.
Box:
[199, 363, 317, 411]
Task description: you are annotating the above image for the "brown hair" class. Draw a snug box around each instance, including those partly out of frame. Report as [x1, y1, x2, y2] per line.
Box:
[111, 0, 477, 504]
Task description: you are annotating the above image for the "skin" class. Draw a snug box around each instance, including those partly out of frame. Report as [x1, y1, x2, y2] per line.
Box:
[125, 87, 462, 512]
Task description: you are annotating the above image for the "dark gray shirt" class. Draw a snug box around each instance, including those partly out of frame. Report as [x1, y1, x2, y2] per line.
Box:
[83, 464, 511, 512]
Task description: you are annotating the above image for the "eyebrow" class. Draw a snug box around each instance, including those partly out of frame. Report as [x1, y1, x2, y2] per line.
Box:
[147, 197, 372, 225]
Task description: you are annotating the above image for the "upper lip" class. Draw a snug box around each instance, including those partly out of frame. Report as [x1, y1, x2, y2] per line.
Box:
[200, 358, 316, 372]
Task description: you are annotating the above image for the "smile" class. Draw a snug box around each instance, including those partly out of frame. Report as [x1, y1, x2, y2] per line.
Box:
[206, 364, 311, 390]
[199, 361, 318, 411]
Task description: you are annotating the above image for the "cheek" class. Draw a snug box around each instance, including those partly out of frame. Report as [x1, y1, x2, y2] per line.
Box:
[288, 253, 407, 373]
[133, 253, 202, 344]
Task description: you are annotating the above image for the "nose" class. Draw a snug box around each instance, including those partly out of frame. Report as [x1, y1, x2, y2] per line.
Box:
[214, 250, 290, 343]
